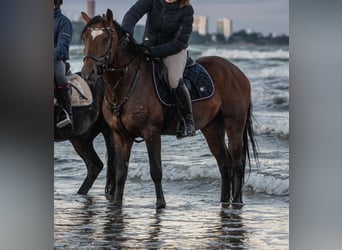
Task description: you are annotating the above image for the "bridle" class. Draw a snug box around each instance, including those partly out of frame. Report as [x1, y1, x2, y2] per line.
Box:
[83, 26, 116, 75]
[83, 25, 141, 77]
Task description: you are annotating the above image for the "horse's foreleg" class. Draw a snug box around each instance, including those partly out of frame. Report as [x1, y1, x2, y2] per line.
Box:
[113, 133, 133, 208]
[201, 119, 232, 203]
[70, 138, 103, 195]
[145, 134, 166, 209]
[102, 126, 115, 197]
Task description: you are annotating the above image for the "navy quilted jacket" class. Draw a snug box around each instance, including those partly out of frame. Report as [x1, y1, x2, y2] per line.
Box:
[54, 8, 73, 61]
[122, 0, 194, 58]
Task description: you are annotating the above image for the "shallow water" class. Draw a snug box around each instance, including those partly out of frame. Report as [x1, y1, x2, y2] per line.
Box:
[55, 44, 289, 249]
[55, 177, 288, 249]
[55, 134, 288, 249]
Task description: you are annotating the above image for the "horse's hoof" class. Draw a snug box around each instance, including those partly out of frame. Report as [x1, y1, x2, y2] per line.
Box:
[77, 189, 88, 195]
[156, 201, 166, 209]
[231, 202, 244, 209]
[112, 203, 122, 209]
[221, 202, 230, 209]
[220, 196, 230, 203]
[105, 193, 114, 201]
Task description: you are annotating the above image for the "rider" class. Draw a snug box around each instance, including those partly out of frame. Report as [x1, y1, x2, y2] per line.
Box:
[120, 0, 196, 138]
[54, 0, 73, 128]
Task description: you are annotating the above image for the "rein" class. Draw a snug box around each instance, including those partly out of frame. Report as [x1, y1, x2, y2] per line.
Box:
[105, 58, 145, 143]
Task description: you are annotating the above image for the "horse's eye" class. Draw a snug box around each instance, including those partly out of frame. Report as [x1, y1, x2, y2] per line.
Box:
[104, 38, 110, 43]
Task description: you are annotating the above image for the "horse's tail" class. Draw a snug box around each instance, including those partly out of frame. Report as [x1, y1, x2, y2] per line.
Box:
[243, 103, 260, 174]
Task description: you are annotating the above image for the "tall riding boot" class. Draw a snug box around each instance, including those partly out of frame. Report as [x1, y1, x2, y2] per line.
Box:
[174, 78, 196, 138]
[56, 83, 73, 128]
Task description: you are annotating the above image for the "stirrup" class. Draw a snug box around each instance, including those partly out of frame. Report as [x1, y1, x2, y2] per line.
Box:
[56, 109, 72, 128]
[176, 118, 196, 139]
[176, 118, 186, 139]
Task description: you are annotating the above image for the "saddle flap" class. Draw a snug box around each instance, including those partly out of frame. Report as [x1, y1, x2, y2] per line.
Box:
[152, 59, 215, 106]
[66, 74, 93, 107]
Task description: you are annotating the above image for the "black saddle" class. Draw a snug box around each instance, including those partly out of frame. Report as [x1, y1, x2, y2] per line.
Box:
[152, 56, 215, 107]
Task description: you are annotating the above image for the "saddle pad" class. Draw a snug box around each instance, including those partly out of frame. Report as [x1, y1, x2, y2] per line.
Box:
[152, 62, 215, 106]
[66, 74, 93, 107]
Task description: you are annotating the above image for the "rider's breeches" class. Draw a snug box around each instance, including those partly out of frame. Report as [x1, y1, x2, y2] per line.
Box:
[162, 49, 187, 89]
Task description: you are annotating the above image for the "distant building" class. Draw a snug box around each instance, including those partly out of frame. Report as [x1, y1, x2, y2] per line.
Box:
[217, 18, 233, 39]
[193, 16, 208, 35]
[87, 0, 95, 17]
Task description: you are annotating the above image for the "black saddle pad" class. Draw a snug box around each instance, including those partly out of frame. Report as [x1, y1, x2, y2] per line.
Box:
[152, 59, 215, 106]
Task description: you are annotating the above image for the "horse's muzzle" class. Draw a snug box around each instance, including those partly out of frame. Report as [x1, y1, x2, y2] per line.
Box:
[81, 65, 97, 84]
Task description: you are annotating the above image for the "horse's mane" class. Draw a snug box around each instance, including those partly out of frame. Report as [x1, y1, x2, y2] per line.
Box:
[81, 15, 142, 56]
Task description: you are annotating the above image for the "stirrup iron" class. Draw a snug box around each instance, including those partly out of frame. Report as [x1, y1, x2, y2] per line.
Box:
[56, 108, 72, 128]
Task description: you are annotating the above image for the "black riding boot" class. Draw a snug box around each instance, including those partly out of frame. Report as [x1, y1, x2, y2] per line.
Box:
[56, 83, 73, 128]
[174, 78, 196, 138]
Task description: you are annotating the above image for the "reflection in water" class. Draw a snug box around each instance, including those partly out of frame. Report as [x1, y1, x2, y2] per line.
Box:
[78, 196, 97, 244]
[102, 205, 126, 248]
[54, 196, 98, 248]
[145, 210, 163, 249]
[217, 204, 248, 249]
[55, 184, 288, 249]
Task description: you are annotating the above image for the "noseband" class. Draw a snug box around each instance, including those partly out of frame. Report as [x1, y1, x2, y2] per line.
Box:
[83, 27, 114, 75]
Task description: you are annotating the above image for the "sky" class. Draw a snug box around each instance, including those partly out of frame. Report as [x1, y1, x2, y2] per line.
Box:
[61, 0, 289, 36]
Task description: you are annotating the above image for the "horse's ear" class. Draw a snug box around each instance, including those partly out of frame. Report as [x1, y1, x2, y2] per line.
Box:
[81, 12, 91, 23]
[106, 9, 114, 23]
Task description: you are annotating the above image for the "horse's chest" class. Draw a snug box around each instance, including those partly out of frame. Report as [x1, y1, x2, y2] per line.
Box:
[129, 102, 146, 121]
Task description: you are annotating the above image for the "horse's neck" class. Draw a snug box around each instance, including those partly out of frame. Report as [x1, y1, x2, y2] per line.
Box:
[105, 59, 150, 104]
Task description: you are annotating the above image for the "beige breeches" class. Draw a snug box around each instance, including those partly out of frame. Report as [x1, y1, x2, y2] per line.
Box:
[162, 49, 187, 88]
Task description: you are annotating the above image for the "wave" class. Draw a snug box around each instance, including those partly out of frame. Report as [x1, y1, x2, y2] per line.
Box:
[248, 66, 289, 79]
[253, 112, 289, 139]
[198, 48, 289, 60]
[245, 174, 289, 196]
[70, 45, 289, 61]
[126, 162, 288, 196]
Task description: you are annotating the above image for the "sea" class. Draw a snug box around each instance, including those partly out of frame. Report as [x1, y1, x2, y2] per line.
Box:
[54, 44, 289, 249]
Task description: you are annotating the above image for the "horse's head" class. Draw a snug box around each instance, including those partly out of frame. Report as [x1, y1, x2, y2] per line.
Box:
[80, 9, 121, 84]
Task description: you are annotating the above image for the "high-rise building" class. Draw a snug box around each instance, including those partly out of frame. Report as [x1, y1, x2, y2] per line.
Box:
[217, 18, 233, 39]
[193, 16, 208, 35]
[87, 0, 95, 17]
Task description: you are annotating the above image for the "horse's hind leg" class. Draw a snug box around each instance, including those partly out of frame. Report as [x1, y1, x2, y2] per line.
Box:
[201, 115, 232, 203]
[144, 133, 166, 209]
[226, 122, 246, 205]
[70, 138, 103, 195]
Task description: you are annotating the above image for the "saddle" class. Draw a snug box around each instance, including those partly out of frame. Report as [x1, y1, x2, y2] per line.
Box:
[54, 73, 93, 107]
[152, 56, 215, 107]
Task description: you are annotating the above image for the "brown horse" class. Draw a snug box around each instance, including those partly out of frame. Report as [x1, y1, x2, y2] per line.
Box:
[81, 9, 258, 209]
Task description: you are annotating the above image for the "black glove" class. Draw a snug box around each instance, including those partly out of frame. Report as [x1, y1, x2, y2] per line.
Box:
[118, 33, 131, 50]
[139, 44, 152, 59]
